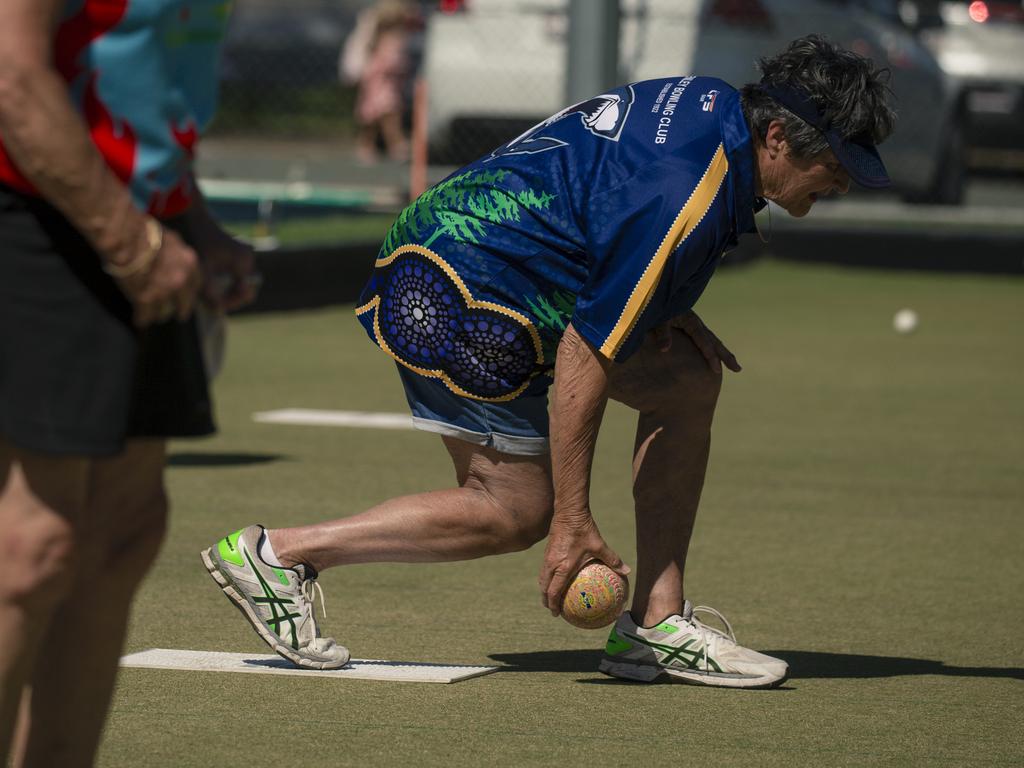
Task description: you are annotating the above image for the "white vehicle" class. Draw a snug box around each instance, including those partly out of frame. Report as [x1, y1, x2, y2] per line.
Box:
[423, 0, 967, 203]
[900, 0, 1024, 164]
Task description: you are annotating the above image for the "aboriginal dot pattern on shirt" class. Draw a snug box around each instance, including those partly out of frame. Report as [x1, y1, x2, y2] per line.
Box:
[377, 252, 537, 399]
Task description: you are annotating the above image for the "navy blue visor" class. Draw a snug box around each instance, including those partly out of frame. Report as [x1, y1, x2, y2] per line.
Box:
[757, 84, 891, 189]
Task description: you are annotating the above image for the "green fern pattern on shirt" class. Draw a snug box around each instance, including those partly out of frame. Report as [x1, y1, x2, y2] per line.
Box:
[523, 290, 577, 357]
[383, 169, 557, 252]
[523, 290, 576, 334]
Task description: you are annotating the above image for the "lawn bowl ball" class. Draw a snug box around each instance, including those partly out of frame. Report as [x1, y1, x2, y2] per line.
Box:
[562, 562, 629, 629]
[893, 308, 918, 334]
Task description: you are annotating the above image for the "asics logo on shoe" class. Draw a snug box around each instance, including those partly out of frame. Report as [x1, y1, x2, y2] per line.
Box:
[244, 550, 302, 649]
[624, 632, 723, 673]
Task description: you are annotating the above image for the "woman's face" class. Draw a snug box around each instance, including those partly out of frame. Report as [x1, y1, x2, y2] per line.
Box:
[770, 149, 851, 217]
[758, 122, 852, 217]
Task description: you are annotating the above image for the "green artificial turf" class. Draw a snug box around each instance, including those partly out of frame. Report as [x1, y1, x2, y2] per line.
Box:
[224, 212, 397, 247]
[101, 259, 1023, 767]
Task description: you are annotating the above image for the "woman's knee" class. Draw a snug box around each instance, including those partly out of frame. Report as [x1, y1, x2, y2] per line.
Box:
[455, 443, 554, 552]
[510, 508, 554, 552]
[0, 512, 78, 606]
[676, 355, 722, 408]
[460, 474, 553, 553]
[0, 454, 87, 605]
[490, 485, 554, 553]
[612, 334, 723, 413]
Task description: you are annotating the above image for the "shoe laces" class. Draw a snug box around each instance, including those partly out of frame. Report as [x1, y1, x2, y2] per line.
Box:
[692, 605, 736, 644]
[299, 577, 339, 653]
[680, 605, 737, 672]
[301, 578, 328, 621]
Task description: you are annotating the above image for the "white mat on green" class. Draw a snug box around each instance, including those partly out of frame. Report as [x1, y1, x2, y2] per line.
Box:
[253, 408, 414, 430]
[121, 649, 498, 684]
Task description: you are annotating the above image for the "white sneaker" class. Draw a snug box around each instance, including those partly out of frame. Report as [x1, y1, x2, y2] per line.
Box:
[201, 525, 350, 670]
[599, 601, 788, 688]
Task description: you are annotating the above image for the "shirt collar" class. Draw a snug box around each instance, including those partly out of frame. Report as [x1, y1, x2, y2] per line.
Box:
[718, 88, 764, 236]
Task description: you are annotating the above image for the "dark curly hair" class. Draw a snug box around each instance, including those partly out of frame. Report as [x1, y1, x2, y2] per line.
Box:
[740, 35, 896, 158]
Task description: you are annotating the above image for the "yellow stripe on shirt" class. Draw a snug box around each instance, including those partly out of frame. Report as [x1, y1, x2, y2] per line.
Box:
[598, 143, 729, 359]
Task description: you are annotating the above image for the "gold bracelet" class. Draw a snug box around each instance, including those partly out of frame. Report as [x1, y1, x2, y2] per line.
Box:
[103, 217, 163, 279]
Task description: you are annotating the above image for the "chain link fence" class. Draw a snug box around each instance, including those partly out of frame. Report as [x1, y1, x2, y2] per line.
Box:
[210, 0, 364, 138]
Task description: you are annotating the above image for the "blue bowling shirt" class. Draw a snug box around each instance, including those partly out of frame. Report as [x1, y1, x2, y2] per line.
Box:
[356, 76, 761, 402]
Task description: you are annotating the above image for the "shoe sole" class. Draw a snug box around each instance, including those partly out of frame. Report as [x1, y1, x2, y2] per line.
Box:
[598, 657, 787, 689]
[200, 547, 350, 670]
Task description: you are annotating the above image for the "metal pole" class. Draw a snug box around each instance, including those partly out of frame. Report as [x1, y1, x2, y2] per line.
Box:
[409, 77, 429, 201]
[565, 0, 620, 105]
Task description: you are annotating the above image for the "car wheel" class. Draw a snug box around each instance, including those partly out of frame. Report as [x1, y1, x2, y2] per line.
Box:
[906, 116, 966, 206]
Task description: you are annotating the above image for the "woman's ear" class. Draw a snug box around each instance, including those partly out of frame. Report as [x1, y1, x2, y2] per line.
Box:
[764, 120, 788, 159]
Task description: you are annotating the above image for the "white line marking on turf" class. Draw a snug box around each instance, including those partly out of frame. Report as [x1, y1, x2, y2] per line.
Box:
[120, 649, 498, 684]
[253, 408, 414, 430]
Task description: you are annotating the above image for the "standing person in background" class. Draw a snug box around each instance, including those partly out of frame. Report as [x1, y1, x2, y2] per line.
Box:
[0, 1, 256, 765]
[347, 0, 421, 164]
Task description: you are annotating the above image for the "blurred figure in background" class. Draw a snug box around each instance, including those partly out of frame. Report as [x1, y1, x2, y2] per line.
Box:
[342, 0, 421, 164]
[0, 1, 256, 765]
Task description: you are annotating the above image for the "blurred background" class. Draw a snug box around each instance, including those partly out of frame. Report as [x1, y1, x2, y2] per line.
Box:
[197, 0, 1024, 306]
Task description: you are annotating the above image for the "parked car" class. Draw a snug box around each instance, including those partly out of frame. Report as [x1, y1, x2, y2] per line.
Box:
[423, 0, 968, 203]
[892, 0, 1024, 169]
[218, 0, 357, 87]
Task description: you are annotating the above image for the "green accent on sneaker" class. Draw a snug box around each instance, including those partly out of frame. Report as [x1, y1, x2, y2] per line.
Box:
[605, 628, 633, 656]
[272, 567, 290, 586]
[218, 529, 246, 567]
[244, 550, 302, 649]
[655, 622, 679, 634]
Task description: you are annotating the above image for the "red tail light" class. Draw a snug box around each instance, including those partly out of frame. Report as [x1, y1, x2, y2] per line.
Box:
[707, 0, 774, 30]
[977, 1, 1024, 23]
[438, 0, 468, 13]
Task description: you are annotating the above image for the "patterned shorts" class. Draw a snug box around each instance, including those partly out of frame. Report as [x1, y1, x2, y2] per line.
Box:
[396, 365, 551, 456]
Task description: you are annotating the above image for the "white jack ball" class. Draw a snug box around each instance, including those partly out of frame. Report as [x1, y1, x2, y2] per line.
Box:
[893, 308, 919, 334]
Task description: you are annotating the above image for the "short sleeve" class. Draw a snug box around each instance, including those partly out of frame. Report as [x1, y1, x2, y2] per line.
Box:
[571, 143, 730, 362]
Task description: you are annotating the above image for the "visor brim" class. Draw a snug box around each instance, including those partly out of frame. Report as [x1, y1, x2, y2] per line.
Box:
[826, 133, 891, 189]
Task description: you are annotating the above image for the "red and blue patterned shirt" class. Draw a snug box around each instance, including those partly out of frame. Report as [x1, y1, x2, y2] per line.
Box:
[0, 0, 231, 218]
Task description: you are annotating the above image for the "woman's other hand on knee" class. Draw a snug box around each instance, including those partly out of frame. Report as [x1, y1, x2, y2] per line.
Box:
[670, 312, 741, 374]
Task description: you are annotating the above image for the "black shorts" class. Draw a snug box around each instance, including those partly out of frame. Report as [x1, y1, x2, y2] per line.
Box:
[0, 184, 215, 456]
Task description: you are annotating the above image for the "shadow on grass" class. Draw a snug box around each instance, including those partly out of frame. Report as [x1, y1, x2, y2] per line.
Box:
[489, 649, 604, 673]
[762, 651, 1024, 681]
[489, 649, 1023, 682]
[167, 452, 286, 468]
